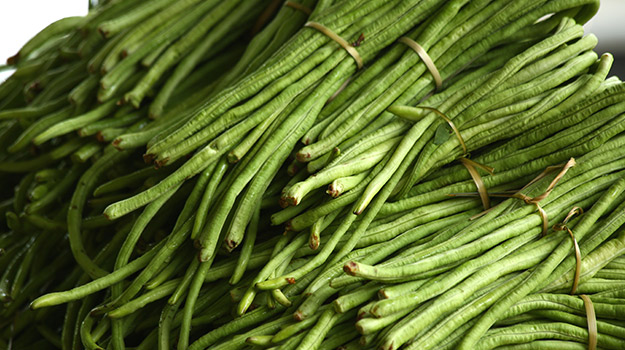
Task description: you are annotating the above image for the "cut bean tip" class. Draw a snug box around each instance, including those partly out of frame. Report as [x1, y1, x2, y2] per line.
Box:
[198, 249, 212, 262]
[125, 94, 141, 109]
[327, 184, 341, 198]
[97, 26, 109, 39]
[355, 323, 366, 335]
[309, 235, 319, 250]
[96, 131, 106, 143]
[288, 197, 300, 206]
[7, 54, 18, 65]
[293, 310, 305, 321]
[332, 300, 345, 314]
[280, 193, 298, 206]
[111, 138, 122, 149]
[226, 152, 239, 164]
[226, 238, 239, 251]
[295, 152, 310, 162]
[154, 158, 169, 168]
[381, 341, 394, 350]
[142, 153, 154, 164]
[102, 208, 115, 221]
[278, 198, 289, 208]
[370, 305, 385, 319]
[343, 261, 359, 275]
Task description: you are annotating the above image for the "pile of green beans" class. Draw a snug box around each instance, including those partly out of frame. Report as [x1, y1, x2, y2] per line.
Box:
[482, 256, 625, 350]
[2, 0, 625, 349]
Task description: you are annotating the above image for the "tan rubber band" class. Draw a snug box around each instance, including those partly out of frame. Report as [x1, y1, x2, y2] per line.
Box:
[462, 192, 548, 226]
[460, 157, 494, 210]
[451, 158, 575, 234]
[410, 106, 494, 210]
[521, 158, 576, 235]
[580, 294, 597, 350]
[504, 158, 576, 235]
[553, 206, 584, 295]
[399, 37, 442, 90]
[510, 193, 550, 235]
[305, 21, 363, 69]
[284, 1, 312, 15]
[519, 158, 576, 203]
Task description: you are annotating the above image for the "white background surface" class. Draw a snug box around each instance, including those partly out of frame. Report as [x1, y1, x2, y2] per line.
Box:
[0, 0, 624, 82]
[585, 0, 625, 51]
[0, 0, 88, 82]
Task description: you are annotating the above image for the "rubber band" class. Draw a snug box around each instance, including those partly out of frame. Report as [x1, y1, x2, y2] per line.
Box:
[284, 1, 312, 15]
[553, 206, 584, 295]
[458, 190, 549, 232]
[460, 157, 494, 210]
[451, 159, 575, 234]
[520, 158, 576, 235]
[518, 158, 576, 203]
[580, 294, 597, 350]
[305, 22, 363, 69]
[407, 106, 494, 210]
[399, 37, 442, 90]
[507, 158, 575, 234]
[511, 192, 550, 235]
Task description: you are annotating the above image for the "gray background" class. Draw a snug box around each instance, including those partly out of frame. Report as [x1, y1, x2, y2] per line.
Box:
[585, 0, 625, 79]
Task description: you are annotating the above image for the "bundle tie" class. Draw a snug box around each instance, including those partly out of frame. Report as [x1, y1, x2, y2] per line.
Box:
[460, 158, 494, 210]
[452, 158, 576, 232]
[284, 1, 312, 15]
[553, 206, 583, 295]
[399, 37, 442, 90]
[305, 22, 363, 69]
[416, 106, 494, 210]
[514, 158, 576, 235]
[580, 294, 597, 350]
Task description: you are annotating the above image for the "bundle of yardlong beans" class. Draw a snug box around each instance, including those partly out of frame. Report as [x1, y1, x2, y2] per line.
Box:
[2, 0, 625, 349]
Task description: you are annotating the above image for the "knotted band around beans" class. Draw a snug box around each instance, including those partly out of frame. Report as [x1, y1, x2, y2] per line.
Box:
[553, 206, 583, 295]
[512, 158, 576, 235]
[413, 106, 495, 210]
[580, 294, 597, 350]
[452, 158, 576, 235]
[399, 37, 442, 90]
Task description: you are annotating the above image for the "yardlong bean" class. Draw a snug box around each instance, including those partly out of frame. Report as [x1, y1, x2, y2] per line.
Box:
[2, 1, 624, 349]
